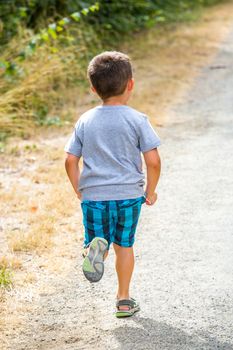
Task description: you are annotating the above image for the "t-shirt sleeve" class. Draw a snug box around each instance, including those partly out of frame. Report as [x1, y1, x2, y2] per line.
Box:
[64, 119, 83, 157]
[138, 116, 161, 153]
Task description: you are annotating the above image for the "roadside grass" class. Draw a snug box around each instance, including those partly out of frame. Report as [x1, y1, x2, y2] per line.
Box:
[0, 256, 22, 270]
[0, 53, 72, 138]
[0, 255, 23, 288]
[8, 220, 54, 253]
[2, 142, 77, 253]
[126, 2, 233, 122]
[0, 22, 97, 140]
[0, 267, 13, 288]
[7, 183, 77, 253]
[0, 254, 23, 294]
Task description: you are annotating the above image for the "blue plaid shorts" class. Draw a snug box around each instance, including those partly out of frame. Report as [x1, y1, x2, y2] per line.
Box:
[81, 196, 146, 248]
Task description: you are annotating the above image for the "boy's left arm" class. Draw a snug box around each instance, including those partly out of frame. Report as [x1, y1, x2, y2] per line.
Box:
[65, 153, 81, 200]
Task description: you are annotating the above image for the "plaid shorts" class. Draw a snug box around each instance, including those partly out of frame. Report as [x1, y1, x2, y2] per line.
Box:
[81, 196, 145, 248]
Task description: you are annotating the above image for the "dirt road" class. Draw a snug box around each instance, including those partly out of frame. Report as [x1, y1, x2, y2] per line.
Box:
[4, 24, 233, 350]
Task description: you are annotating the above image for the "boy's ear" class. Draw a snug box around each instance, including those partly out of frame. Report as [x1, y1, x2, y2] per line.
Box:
[127, 78, 134, 92]
[91, 85, 96, 93]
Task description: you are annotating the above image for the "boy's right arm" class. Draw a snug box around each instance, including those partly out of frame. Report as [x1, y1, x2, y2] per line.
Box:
[65, 153, 81, 200]
[143, 148, 161, 205]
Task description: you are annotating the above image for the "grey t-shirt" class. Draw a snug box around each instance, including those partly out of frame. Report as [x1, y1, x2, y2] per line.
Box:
[64, 105, 161, 200]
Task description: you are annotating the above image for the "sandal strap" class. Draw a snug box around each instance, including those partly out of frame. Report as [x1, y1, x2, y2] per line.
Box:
[116, 299, 136, 308]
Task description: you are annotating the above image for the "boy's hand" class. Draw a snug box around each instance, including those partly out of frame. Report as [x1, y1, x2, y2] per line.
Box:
[145, 192, 157, 206]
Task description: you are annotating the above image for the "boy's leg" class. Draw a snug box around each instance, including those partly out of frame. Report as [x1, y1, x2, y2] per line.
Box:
[113, 196, 145, 314]
[113, 243, 134, 301]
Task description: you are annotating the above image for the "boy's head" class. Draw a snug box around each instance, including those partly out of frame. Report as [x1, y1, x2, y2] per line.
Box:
[87, 51, 133, 101]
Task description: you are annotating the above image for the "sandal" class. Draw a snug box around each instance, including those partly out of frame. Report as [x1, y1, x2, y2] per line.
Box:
[82, 237, 108, 283]
[115, 297, 140, 318]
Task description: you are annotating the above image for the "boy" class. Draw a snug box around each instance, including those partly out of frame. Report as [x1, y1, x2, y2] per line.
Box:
[64, 51, 161, 318]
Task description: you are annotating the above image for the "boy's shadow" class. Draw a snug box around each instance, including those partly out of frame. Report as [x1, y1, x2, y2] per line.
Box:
[113, 315, 233, 350]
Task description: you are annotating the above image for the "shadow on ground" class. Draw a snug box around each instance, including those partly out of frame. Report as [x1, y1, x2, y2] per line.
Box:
[114, 316, 233, 350]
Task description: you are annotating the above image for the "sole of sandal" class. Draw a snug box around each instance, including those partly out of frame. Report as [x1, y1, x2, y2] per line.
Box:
[82, 237, 108, 283]
[115, 306, 140, 318]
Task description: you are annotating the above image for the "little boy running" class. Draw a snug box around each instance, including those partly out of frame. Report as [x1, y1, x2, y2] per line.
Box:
[64, 51, 161, 318]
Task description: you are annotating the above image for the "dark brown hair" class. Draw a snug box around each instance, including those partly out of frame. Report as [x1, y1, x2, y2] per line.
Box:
[87, 51, 132, 100]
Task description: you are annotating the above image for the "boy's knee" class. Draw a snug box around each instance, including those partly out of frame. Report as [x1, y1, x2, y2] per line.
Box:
[113, 242, 133, 253]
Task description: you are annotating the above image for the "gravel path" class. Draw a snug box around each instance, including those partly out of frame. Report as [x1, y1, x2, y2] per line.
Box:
[8, 27, 233, 350]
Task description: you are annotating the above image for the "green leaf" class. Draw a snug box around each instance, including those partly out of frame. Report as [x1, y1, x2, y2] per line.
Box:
[48, 30, 57, 40]
[48, 24, 57, 40]
[70, 12, 81, 22]
[81, 8, 89, 16]
[90, 3, 100, 12]
[49, 23, 57, 31]
[56, 25, 63, 32]
[5, 62, 18, 76]
[58, 17, 70, 26]
[19, 7, 27, 18]
[40, 31, 49, 42]
[0, 60, 9, 70]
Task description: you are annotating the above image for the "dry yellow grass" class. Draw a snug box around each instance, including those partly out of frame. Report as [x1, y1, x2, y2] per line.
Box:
[0, 25, 90, 138]
[125, 1, 233, 123]
[22, 272, 37, 284]
[0, 56, 64, 134]
[1, 139, 77, 253]
[0, 256, 22, 270]
[9, 225, 53, 253]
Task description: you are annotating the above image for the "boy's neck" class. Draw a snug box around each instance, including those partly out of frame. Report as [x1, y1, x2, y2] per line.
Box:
[102, 95, 129, 106]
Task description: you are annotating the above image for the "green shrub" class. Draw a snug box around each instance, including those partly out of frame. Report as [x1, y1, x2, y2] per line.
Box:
[0, 1, 224, 45]
[0, 0, 225, 139]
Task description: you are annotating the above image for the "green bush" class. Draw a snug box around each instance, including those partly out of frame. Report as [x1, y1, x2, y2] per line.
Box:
[0, 0, 225, 139]
[0, 1, 224, 45]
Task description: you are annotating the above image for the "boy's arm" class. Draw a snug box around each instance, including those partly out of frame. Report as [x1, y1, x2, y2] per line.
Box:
[143, 148, 161, 206]
[65, 153, 81, 199]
